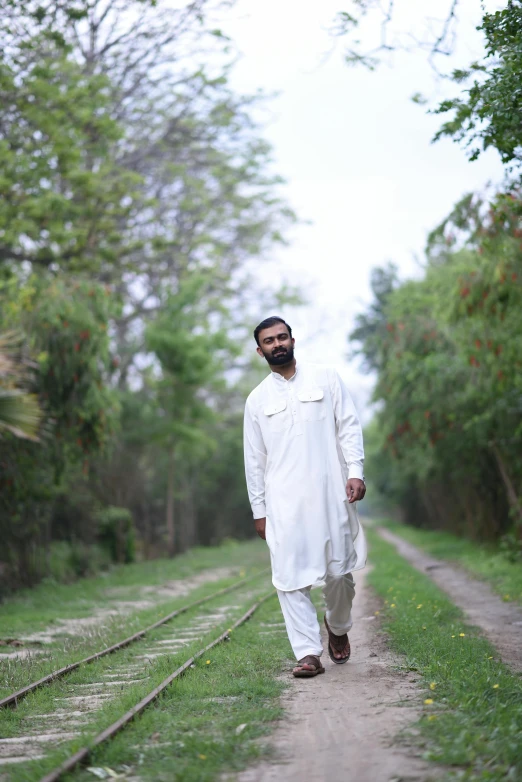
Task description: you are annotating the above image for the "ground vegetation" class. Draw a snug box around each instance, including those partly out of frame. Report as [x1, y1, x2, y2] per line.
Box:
[368, 530, 522, 782]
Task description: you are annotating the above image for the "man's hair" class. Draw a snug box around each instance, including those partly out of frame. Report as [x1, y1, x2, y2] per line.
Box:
[253, 316, 292, 346]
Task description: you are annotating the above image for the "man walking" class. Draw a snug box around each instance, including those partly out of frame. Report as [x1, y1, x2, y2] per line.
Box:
[243, 316, 367, 677]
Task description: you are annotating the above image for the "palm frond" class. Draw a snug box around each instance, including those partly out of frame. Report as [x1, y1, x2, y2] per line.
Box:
[0, 390, 42, 441]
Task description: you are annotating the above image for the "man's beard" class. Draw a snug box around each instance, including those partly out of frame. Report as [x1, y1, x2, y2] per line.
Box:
[265, 346, 294, 366]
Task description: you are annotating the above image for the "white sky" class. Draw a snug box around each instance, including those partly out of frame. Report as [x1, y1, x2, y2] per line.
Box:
[221, 0, 505, 417]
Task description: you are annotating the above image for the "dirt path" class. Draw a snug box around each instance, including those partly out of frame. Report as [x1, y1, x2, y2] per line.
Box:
[377, 527, 522, 672]
[228, 568, 442, 782]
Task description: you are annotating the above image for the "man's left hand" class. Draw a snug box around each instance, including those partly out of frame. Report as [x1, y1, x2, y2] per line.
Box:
[346, 478, 366, 504]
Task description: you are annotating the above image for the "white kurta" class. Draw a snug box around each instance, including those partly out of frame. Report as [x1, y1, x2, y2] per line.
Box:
[243, 361, 367, 592]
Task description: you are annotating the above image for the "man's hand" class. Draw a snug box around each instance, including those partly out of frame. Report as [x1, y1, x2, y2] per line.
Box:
[255, 517, 266, 540]
[346, 478, 366, 504]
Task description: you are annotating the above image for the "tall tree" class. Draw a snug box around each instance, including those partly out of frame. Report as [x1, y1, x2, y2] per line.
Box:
[145, 274, 237, 555]
[0, 276, 118, 586]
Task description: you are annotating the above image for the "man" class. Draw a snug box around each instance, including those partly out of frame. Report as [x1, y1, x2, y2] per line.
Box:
[243, 316, 367, 678]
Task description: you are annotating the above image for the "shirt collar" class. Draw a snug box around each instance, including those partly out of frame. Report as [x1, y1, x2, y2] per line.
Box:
[271, 362, 299, 383]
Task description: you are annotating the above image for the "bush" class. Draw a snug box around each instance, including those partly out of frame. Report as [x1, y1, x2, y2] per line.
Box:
[47, 541, 112, 582]
[97, 506, 136, 564]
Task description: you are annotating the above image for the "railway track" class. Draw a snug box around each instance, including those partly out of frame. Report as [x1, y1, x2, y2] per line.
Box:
[0, 569, 277, 775]
[39, 593, 275, 782]
[0, 568, 269, 710]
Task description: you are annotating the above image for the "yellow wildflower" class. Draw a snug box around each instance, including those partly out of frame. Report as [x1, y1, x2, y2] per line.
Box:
[416, 604, 423, 609]
[206, 660, 211, 665]
[492, 684, 499, 689]
[424, 698, 434, 705]
[390, 603, 396, 608]
[459, 633, 466, 637]
[430, 682, 436, 690]
[451, 635, 455, 638]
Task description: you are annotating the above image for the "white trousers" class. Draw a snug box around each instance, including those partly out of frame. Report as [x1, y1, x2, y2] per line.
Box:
[277, 573, 355, 661]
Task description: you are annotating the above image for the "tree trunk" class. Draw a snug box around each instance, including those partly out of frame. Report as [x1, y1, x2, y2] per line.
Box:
[166, 446, 176, 557]
[491, 442, 522, 524]
[183, 470, 196, 550]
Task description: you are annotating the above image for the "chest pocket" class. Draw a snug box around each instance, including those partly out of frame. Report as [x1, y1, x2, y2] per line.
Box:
[264, 400, 290, 432]
[298, 387, 327, 422]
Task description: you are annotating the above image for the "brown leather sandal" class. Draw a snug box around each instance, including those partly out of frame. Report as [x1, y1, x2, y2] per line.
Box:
[324, 616, 351, 664]
[292, 654, 325, 678]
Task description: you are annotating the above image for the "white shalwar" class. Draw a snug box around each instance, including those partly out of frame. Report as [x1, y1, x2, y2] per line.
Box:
[243, 361, 367, 660]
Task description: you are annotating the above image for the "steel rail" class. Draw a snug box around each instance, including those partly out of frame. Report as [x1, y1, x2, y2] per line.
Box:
[38, 591, 275, 782]
[0, 567, 270, 710]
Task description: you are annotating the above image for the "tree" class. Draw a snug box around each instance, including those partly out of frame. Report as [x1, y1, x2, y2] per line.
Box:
[434, 1, 522, 169]
[0, 39, 140, 274]
[332, 0, 463, 72]
[0, 0, 302, 591]
[0, 276, 118, 586]
[351, 191, 522, 543]
[144, 274, 237, 555]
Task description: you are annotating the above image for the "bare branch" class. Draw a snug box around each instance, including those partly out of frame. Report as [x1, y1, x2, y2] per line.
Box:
[334, 0, 462, 74]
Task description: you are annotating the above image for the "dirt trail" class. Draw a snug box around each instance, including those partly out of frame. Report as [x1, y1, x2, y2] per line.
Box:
[229, 568, 442, 782]
[377, 527, 522, 672]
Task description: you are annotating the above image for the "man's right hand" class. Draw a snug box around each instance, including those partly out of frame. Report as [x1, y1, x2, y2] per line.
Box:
[255, 517, 266, 540]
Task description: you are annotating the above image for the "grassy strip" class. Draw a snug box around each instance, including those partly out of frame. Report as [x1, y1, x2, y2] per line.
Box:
[9, 593, 291, 782]
[367, 529, 522, 782]
[0, 576, 273, 747]
[0, 541, 269, 699]
[378, 519, 522, 605]
[0, 540, 267, 636]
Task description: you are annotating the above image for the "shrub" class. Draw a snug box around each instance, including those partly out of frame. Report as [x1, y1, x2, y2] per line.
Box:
[97, 506, 136, 564]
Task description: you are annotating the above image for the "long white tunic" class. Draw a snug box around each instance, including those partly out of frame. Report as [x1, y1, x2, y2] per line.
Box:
[243, 361, 367, 591]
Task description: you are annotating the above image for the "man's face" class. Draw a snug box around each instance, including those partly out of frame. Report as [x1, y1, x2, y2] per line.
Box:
[256, 323, 295, 366]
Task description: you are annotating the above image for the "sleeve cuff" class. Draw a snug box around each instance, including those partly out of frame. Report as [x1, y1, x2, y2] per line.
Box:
[252, 503, 266, 519]
[348, 465, 365, 481]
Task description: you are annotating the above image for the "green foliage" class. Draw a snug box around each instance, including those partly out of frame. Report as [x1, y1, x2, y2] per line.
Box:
[434, 1, 522, 168]
[0, 46, 140, 273]
[353, 192, 522, 541]
[0, 0, 301, 592]
[0, 276, 119, 586]
[0, 332, 42, 440]
[3, 276, 119, 467]
[97, 506, 136, 564]
[47, 540, 112, 582]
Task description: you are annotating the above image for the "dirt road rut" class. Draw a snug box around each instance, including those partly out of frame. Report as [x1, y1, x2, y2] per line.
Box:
[377, 527, 522, 672]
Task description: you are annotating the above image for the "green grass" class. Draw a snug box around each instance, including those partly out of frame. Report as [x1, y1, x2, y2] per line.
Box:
[0, 539, 267, 636]
[377, 520, 522, 606]
[367, 529, 522, 782]
[0, 540, 269, 700]
[6, 592, 292, 782]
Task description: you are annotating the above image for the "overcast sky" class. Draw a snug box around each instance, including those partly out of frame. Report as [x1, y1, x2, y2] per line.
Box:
[220, 0, 505, 415]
